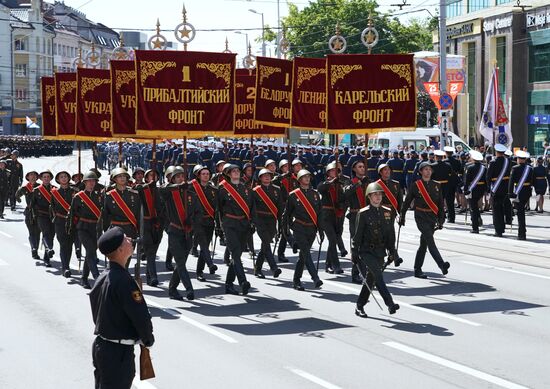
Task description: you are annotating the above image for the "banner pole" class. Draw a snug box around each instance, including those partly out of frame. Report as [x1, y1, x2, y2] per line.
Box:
[118, 141, 123, 168]
[183, 136, 188, 178]
[152, 139, 157, 171]
[78, 141, 82, 175]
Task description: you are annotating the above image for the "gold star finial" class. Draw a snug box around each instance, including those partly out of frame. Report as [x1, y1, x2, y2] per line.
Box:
[182, 3, 187, 23]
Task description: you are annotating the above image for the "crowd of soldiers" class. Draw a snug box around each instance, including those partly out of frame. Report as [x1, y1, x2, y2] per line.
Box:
[0, 136, 73, 158]
[3, 138, 550, 317]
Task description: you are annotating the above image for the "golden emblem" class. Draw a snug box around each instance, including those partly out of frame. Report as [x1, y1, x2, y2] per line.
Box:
[330, 65, 362, 88]
[380, 64, 412, 87]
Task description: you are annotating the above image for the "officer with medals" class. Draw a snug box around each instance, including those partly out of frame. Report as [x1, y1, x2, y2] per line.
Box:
[400, 161, 450, 279]
[509, 150, 535, 240]
[487, 144, 513, 237]
[30, 170, 56, 267]
[67, 171, 104, 289]
[252, 168, 283, 279]
[16, 170, 41, 258]
[218, 164, 253, 295]
[352, 182, 400, 318]
[463, 151, 487, 234]
[282, 169, 323, 291]
[50, 170, 77, 277]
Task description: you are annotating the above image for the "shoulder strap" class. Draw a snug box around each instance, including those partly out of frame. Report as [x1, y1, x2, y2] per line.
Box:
[192, 180, 215, 218]
[415, 180, 438, 215]
[352, 177, 366, 209]
[170, 189, 188, 229]
[51, 188, 71, 213]
[37, 185, 52, 203]
[376, 179, 399, 212]
[108, 189, 138, 229]
[220, 181, 250, 219]
[253, 185, 278, 219]
[143, 186, 157, 218]
[77, 191, 101, 219]
[291, 188, 318, 227]
[25, 182, 33, 193]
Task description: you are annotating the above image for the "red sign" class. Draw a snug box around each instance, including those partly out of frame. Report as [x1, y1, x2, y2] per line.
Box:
[135, 50, 236, 138]
[423, 82, 441, 109]
[110, 60, 137, 137]
[448, 81, 464, 101]
[291, 57, 326, 130]
[76, 68, 112, 140]
[254, 56, 293, 128]
[41, 77, 56, 139]
[327, 54, 417, 134]
[54, 72, 77, 139]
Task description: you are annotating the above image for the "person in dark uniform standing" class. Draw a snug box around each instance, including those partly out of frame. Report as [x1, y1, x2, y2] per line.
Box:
[7, 150, 23, 211]
[509, 151, 535, 240]
[50, 171, 77, 277]
[404, 150, 419, 189]
[199, 143, 213, 172]
[30, 170, 56, 267]
[366, 149, 379, 181]
[463, 151, 487, 234]
[91, 227, 154, 389]
[487, 144, 512, 237]
[534, 156, 547, 213]
[0, 159, 10, 218]
[67, 171, 104, 289]
[352, 182, 400, 318]
[282, 169, 323, 291]
[444, 146, 462, 221]
[432, 150, 455, 223]
[217, 164, 253, 295]
[400, 162, 450, 279]
[344, 160, 370, 284]
[252, 168, 283, 279]
[211, 160, 227, 187]
[387, 150, 405, 190]
[16, 170, 40, 258]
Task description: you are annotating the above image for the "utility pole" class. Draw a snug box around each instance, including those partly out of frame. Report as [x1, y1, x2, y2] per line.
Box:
[439, 0, 448, 147]
[277, 0, 281, 58]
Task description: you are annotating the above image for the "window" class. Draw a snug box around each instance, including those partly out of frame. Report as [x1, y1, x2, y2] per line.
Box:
[529, 43, 550, 82]
[468, 0, 489, 13]
[496, 36, 506, 101]
[467, 42, 476, 133]
[15, 64, 27, 77]
[496, 0, 513, 4]
[447, 0, 463, 18]
[15, 89, 28, 101]
[14, 38, 27, 51]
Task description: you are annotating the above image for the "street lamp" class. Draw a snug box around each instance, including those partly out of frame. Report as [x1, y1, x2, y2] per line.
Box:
[249, 9, 266, 57]
[234, 31, 249, 56]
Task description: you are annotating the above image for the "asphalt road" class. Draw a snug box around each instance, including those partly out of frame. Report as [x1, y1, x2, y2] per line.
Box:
[0, 150, 549, 389]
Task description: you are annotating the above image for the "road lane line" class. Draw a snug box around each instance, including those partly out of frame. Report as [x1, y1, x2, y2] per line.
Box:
[463, 261, 550, 281]
[147, 300, 238, 344]
[0, 230, 13, 238]
[383, 341, 528, 389]
[0, 258, 8, 266]
[132, 378, 159, 389]
[287, 367, 342, 389]
[323, 280, 481, 327]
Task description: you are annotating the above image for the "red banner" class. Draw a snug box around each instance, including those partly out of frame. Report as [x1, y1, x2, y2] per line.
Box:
[135, 50, 236, 138]
[41, 77, 56, 139]
[234, 69, 284, 137]
[76, 68, 112, 140]
[254, 57, 292, 128]
[291, 57, 326, 130]
[110, 60, 137, 137]
[423, 81, 441, 109]
[326, 54, 416, 134]
[55, 72, 77, 139]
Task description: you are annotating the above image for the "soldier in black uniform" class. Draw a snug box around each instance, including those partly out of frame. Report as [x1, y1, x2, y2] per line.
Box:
[400, 162, 450, 279]
[218, 164, 253, 295]
[252, 168, 283, 279]
[376, 164, 403, 266]
[487, 144, 512, 237]
[534, 156, 547, 213]
[91, 227, 154, 389]
[16, 170, 40, 258]
[432, 150, 455, 223]
[352, 182, 400, 318]
[7, 150, 23, 211]
[30, 170, 56, 266]
[211, 160, 227, 187]
[463, 151, 487, 234]
[509, 151, 535, 240]
[50, 171, 77, 277]
[0, 160, 9, 218]
[67, 171, 104, 289]
[444, 146, 462, 223]
[282, 169, 323, 291]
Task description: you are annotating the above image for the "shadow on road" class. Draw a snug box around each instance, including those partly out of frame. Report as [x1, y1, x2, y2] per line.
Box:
[213, 317, 352, 336]
[370, 316, 454, 336]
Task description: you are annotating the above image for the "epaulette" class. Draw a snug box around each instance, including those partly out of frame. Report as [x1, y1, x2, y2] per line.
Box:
[272, 184, 281, 190]
[127, 188, 139, 194]
[381, 205, 392, 212]
[359, 205, 370, 213]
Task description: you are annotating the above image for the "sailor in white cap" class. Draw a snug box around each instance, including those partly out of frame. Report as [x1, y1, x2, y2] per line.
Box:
[487, 143, 513, 236]
[463, 150, 487, 233]
[509, 150, 535, 240]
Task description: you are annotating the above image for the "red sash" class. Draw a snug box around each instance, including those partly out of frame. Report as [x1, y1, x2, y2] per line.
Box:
[221, 181, 250, 219]
[171, 190, 188, 229]
[143, 186, 157, 218]
[253, 185, 278, 219]
[51, 188, 71, 213]
[352, 178, 366, 209]
[291, 188, 318, 227]
[25, 183, 34, 193]
[192, 180, 215, 218]
[108, 189, 138, 230]
[37, 185, 52, 203]
[77, 191, 102, 219]
[376, 179, 399, 212]
[282, 174, 297, 193]
[416, 180, 439, 215]
[328, 184, 344, 218]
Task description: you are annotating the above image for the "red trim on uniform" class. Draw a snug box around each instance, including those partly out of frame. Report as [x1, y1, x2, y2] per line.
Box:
[192, 180, 215, 218]
[253, 185, 278, 219]
[143, 186, 157, 218]
[220, 181, 250, 220]
[51, 188, 71, 213]
[376, 179, 399, 212]
[352, 177, 366, 209]
[37, 185, 52, 203]
[77, 191, 101, 219]
[291, 188, 317, 227]
[108, 189, 138, 230]
[416, 180, 438, 215]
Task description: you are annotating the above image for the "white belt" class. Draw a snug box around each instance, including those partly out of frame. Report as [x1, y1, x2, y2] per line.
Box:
[99, 335, 139, 346]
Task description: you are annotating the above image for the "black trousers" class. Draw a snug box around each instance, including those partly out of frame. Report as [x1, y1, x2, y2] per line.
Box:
[255, 219, 278, 272]
[413, 213, 445, 272]
[92, 337, 134, 389]
[357, 251, 394, 309]
[291, 225, 320, 283]
[168, 230, 193, 292]
[143, 222, 163, 282]
[492, 195, 507, 234]
[24, 210, 41, 251]
[78, 226, 100, 280]
[349, 214, 366, 280]
[54, 217, 73, 271]
[514, 199, 527, 237]
[445, 186, 456, 222]
[0, 191, 6, 215]
[223, 222, 248, 286]
[195, 224, 215, 275]
[320, 213, 341, 271]
[37, 215, 55, 257]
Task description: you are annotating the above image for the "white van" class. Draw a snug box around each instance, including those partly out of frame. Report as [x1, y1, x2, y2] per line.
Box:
[367, 127, 471, 152]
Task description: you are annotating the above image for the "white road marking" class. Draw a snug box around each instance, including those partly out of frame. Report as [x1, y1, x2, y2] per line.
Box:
[0, 230, 13, 238]
[462, 261, 550, 281]
[323, 280, 481, 327]
[147, 300, 238, 344]
[132, 378, 159, 389]
[0, 258, 8, 266]
[287, 367, 342, 389]
[384, 341, 528, 389]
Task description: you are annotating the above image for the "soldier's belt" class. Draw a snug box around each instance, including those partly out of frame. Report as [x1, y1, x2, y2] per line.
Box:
[294, 218, 315, 227]
[491, 176, 509, 181]
[36, 209, 50, 216]
[415, 207, 434, 213]
[111, 221, 134, 226]
[225, 213, 246, 220]
[536, 177, 545, 179]
[434, 180, 448, 184]
[255, 166, 264, 170]
[349, 208, 360, 213]
[477, 181, 486, 184]
[54, 212, 68, 219]
[256, 210, 275, 217]
[522, 183, 531, 186]
[392, 170, 403, 172]
[79, 217, 98, 223]
[98, 335, 139, 346]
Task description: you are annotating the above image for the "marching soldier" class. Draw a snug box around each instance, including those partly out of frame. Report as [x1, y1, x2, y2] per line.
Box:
[404, 150, 419, 188]
[50, 171, 77, 277]
[252, 168, 283, 279]
[282, 169, 323, 291]
[400, 162, 450, 279]
[162, 166, 176, 272]
[487, 144, 512, 237]
[72, 173, 85, 191]
[463, 151, 487, 234]
[16, 170, 41, 258]
[189, 165, 218, 282]
[387, 149, 405, 190]
[509, 151, 535, 240]
[7, 150, 23, 211]
[242, 162, 255, 189]
[30, 170, 56, 267]
[67, 171, 104, 289]
[131, 167, 145, 187]
[218, 164, 253, 295]
[344, 160, 370, 284]
[352, 182, 400, 318]
[211, 160, 227, 187]
[432, 150, 455, 223]
[367, 149, 379, 181]
[0, 159, 9, 218]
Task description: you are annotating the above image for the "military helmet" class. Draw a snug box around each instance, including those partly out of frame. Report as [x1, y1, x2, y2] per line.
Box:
[55, 170, 71, 184]
[132, 167, 145, 178]
[223, 163, 240, 175]
[265, 159, 276, 168]
[110, 167, 130, 181]
[366, 182, 384, 196]
[278, 159, 289, 170]
[82, 171, 99, 182]
[193, 164, 204, 176]
[164, 165, 176, 180]
[0, 159, 7, 166]
[258, 168, 273, 178]
[25, 170, 39, 181]
[418, 161, 434, 171]
[144, 169, 159, 181]
[216, 160, 226, 167]
[170, 166, 185, 182]
[296, 169, 312, 181]
[11, 149, 19, 157]
[291, 159, 303, 167]
[39, 169, 54, 178]
[89, 168, 102, 179]
[326, 161, 338, 172]
[377, 163, 391, 174]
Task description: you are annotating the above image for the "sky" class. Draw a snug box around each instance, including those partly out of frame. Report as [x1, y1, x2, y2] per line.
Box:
[61, 0, 437, 62]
